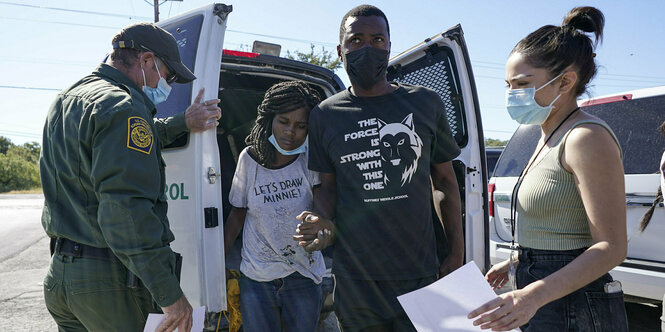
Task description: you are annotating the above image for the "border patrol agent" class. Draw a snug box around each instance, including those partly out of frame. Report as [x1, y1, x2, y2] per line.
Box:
[40, 23, 221, 332]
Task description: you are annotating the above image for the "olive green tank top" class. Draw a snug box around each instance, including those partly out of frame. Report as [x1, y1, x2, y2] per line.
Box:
[516, 120, 621, 250]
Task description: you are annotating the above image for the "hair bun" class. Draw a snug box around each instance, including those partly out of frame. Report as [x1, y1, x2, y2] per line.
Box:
[562, 6, 604, 44]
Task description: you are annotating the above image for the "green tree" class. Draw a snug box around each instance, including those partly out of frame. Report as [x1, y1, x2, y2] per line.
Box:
[10, 142, 41, 164]
[0, 137, 41, 192]
[0, 136, 11, 154]
[0, 150, 40, 192]
[485, 138, 508, 147]
[286, 44, 342, 71]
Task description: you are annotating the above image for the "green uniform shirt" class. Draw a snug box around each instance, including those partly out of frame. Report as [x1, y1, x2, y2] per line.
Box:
[40, 63, 189, 307]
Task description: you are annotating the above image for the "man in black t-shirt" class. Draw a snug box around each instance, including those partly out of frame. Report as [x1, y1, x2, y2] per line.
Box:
[293, 5, 463, 331]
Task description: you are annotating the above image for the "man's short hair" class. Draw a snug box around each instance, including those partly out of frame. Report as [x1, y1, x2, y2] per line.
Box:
[339, 5, 390, 43]
[109, 33, 141, 69]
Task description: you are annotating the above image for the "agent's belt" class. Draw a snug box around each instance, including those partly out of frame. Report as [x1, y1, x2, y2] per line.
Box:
[53, 237, 117, 262]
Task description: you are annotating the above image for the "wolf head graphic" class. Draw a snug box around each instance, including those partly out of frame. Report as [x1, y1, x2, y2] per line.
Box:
[377, 113, 423, 187]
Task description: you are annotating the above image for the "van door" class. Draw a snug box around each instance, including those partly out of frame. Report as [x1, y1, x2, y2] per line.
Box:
[155, 4, 232, 312]
[387, 25, 489, 272]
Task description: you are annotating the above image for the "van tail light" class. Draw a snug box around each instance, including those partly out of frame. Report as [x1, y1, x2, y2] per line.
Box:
[222, 49, 259, 58]
[488, 183, 495, 218]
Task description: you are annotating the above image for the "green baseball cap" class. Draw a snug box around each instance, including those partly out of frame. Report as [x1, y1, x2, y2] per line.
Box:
[112, 23, 196, 84]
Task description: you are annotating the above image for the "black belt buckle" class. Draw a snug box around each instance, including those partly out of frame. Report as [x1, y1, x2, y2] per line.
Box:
[72, 242, 82, 258]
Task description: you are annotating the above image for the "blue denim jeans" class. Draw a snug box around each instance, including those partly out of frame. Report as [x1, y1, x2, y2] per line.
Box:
[517, 247, 628, 332]
[239, 272, 322, 332]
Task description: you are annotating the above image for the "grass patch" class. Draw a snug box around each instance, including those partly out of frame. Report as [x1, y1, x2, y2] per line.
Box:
[1, 187, 43, 195]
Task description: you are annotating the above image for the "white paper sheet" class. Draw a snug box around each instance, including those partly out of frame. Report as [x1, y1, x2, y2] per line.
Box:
[397, 261, 520, 332]
[143, 306, 206, 332]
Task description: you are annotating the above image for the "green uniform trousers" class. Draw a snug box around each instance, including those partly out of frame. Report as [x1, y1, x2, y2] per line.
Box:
[44, 254, 155, 331]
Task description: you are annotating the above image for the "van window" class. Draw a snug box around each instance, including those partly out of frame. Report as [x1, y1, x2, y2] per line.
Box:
[155, 14, 205, 148]
[387, 45, 468, 148]
[492, 94, 665, 177]
[485, 147, 504, 177]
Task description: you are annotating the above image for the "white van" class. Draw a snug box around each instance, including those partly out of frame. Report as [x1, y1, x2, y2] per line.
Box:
[153, 3, 489, 326]
[488, 86, 665, 304]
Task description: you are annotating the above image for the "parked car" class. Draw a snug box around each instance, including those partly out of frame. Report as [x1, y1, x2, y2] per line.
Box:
[488, 86, 665, 304]
[152, 3, 490, 328]
[485, 146, 504, 179]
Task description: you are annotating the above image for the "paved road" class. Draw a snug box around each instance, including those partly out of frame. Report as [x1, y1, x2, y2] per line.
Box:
[0, 194, 56, 331]
[0, 195, 660, 331]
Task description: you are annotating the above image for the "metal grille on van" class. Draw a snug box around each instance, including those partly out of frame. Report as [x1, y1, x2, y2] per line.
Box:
[388, 47, 467, 148]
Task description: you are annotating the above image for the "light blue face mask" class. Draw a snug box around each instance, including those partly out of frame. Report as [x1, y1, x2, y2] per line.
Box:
[142, 58, 172, 105]
[268, 134, 308, 155]
[506, 72, 563, 125]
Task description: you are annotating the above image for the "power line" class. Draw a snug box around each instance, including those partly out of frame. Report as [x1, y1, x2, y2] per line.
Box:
[226, 29, 336, 47]
[0, 85, 61, 92]
[0, 1, 335, 47]
[472, 60, 665, 82]
[0, 1, 150, 20]
[0, 16, 335, 48]
[0, 55, 97, 67]
[0, 15, 120, 30]
[0, 129, 41, 139]
[473, 66, 665, 84]
[2, 2, 660, 84]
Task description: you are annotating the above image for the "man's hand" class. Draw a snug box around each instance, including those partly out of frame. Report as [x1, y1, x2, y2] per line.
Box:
[185, 88, 221, 132]
[157, 295, 193, 332]
[293, 211, 334, 252]
[438, 250, 464, 278]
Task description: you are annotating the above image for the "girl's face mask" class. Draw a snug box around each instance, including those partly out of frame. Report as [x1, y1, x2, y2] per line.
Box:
[268, 134, 308, 155]
[505, 72, 563, 125]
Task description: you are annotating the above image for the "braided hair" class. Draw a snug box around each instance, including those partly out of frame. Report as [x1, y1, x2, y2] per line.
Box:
[639, 120, 665, 232]
[246, 81, 321, 167]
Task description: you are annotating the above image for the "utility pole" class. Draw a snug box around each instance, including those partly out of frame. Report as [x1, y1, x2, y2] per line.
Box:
[154, 0, 160, 22]
[151, 0, 183, 23]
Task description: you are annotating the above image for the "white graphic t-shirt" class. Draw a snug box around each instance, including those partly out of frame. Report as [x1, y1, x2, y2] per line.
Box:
[229, 147, 324, 283]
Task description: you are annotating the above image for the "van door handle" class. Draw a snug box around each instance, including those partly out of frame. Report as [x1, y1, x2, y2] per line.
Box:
[626, 201, 663, 207]
[208, 167, 221, 184]
[625, 193, 662, 207]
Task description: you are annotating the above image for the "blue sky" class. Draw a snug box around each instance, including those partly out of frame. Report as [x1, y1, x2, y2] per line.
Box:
[1, 0, 664, 145]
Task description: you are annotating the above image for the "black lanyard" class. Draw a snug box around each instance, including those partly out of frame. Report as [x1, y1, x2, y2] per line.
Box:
[510, 107, 580, 246]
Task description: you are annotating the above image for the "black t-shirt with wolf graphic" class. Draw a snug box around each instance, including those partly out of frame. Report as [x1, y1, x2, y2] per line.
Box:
[308, 83, 460, 280]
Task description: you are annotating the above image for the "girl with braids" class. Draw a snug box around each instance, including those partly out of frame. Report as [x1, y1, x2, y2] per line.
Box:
[223, 81, 325, 331]
[469, 7, 628, 331]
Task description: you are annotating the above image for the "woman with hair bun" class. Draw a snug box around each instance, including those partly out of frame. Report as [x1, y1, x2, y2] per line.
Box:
[469, 7, 628, 331]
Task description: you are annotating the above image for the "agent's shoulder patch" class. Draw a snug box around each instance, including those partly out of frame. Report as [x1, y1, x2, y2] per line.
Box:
[127, 116, 153, 155]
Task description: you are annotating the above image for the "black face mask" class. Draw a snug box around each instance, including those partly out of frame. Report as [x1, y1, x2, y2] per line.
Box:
[343, 47, 389, 91]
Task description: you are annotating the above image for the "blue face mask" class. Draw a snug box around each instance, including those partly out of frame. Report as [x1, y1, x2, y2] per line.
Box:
[142, 58, 172, 105]
[268, 134, 308, 155]
[506, 73, 563, 125]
